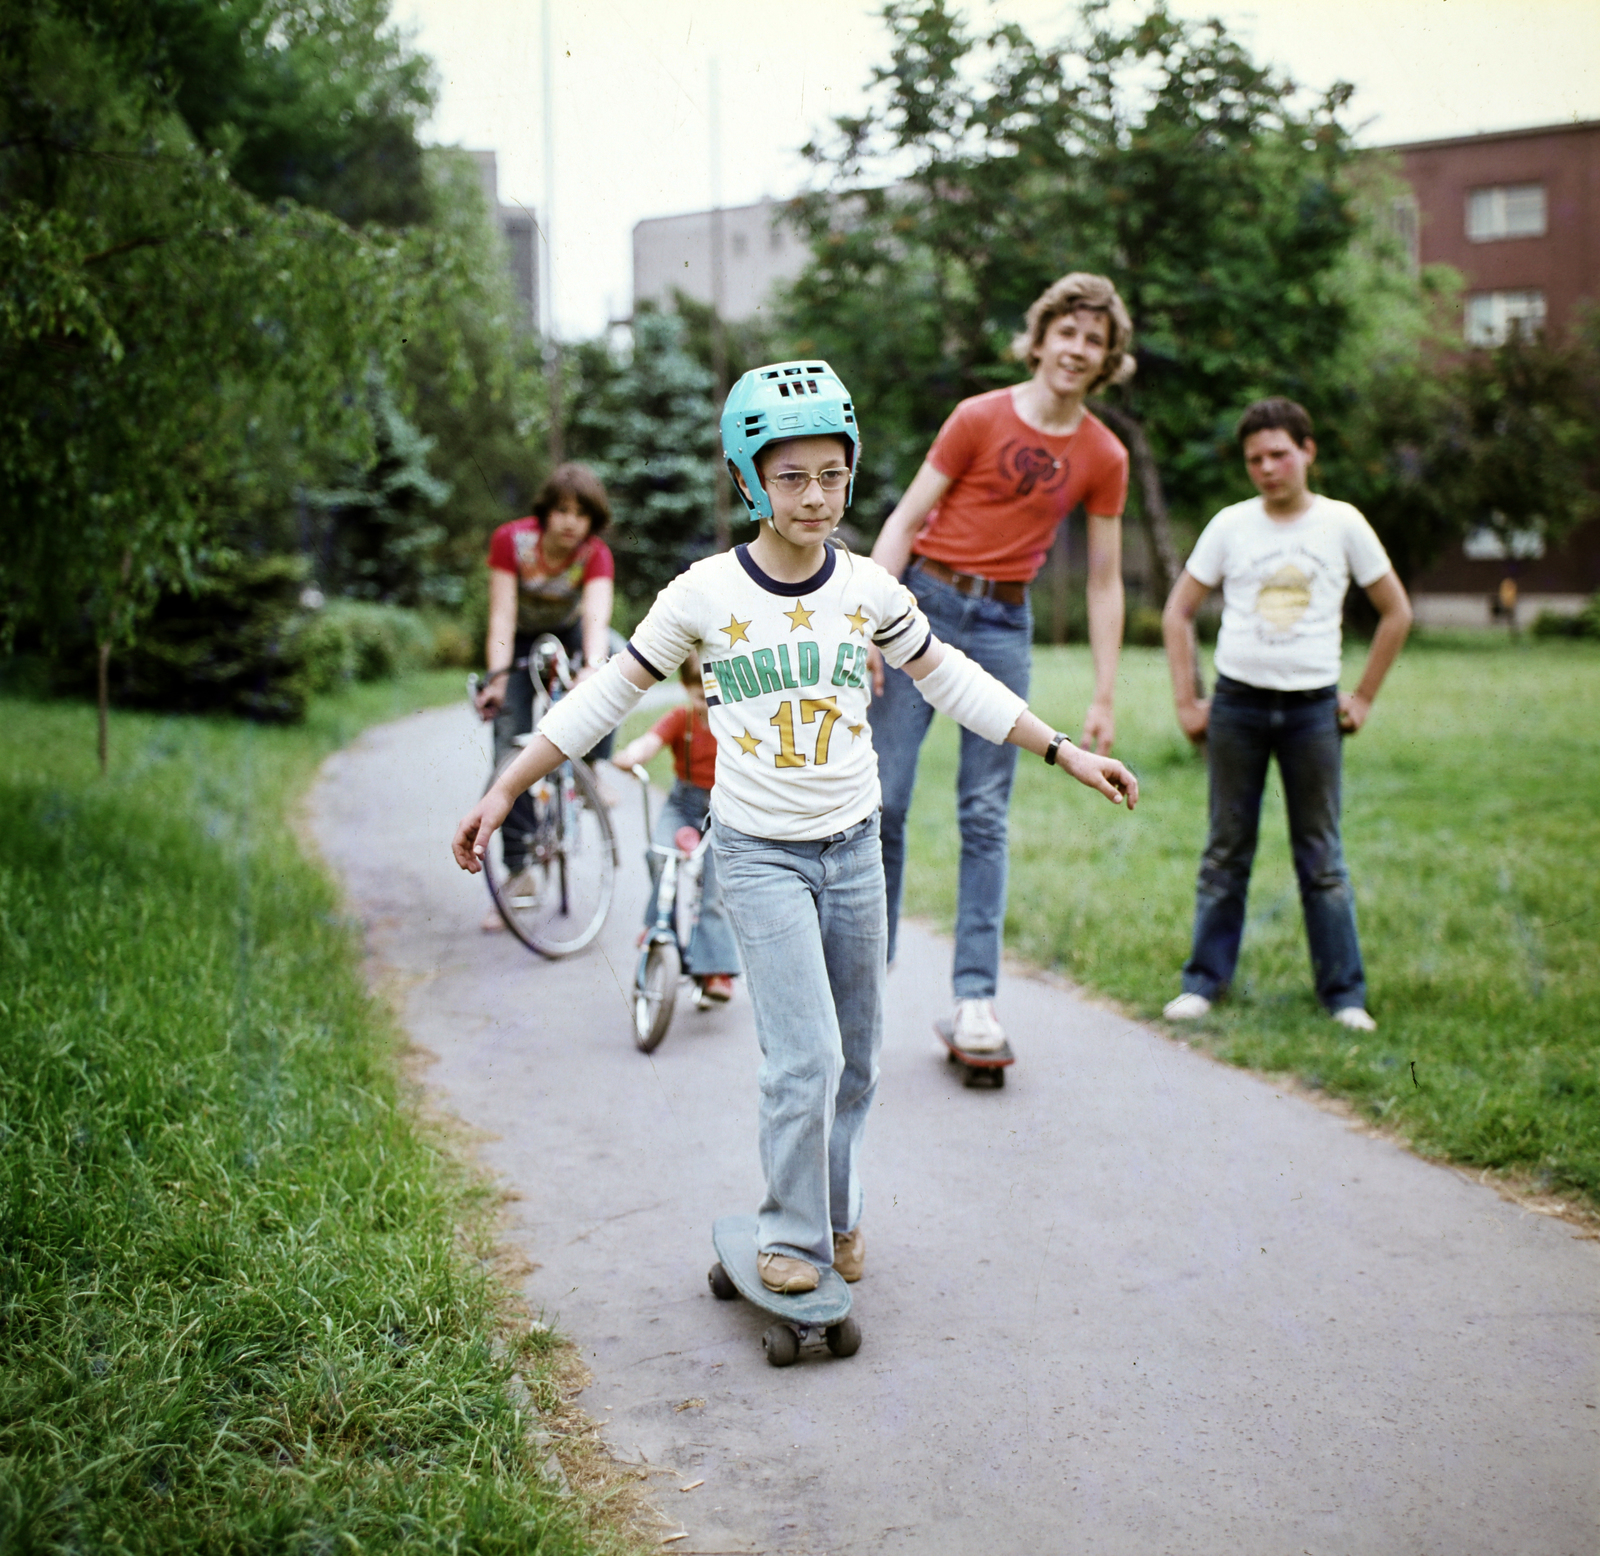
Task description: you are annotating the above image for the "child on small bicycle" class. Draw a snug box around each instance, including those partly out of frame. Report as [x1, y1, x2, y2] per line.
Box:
[611, 653, 741, 1004]
[452, 361, 1137, 1297]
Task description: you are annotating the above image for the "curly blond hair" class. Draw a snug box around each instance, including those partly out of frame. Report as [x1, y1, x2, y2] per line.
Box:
[1010, 273, 1135, 392]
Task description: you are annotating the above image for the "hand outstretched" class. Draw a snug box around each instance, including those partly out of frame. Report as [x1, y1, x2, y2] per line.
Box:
[1059, 744, 1138, 809]
[452, 788, 513, 872]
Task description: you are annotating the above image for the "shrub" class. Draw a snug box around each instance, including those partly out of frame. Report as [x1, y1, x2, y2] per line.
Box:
[1533, 593, 1600, 640]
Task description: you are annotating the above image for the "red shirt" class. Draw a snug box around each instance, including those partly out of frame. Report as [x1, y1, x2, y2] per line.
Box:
[917, 389, 1129, 583]
[488, 517, 614, 637]
[652, 704, 718, 790]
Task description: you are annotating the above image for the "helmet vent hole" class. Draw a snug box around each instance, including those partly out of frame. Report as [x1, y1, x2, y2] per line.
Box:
[776, 383, 790, 398]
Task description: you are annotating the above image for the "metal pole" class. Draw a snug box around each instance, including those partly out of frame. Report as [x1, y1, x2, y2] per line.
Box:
[709, 55, 730, 550]
[542, 0, 563, 464]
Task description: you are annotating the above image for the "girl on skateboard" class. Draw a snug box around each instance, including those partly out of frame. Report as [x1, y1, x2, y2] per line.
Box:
[451, 362, 1138, 1295]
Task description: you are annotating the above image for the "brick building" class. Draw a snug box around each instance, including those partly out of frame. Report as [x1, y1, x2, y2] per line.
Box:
[1389, 120, 1600, 625]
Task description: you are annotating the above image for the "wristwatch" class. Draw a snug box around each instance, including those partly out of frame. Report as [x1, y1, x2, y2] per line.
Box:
[1044, 732, 1072, 767]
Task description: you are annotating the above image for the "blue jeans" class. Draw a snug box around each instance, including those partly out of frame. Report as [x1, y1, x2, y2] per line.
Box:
[1182, 676, 1367, 1012]
[644, 782, 740, 978]
[711, 814, 885, 1267]
[871, 565, 1032, 999]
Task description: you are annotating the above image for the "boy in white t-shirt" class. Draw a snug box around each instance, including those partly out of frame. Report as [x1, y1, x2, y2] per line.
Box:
[452, 362, 1138, 1296]
[1160, 398, 1412, 1030]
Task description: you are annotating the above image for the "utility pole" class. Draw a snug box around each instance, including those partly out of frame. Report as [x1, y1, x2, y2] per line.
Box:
[542, 0, 563, 464]
[709, 55, 730, 550]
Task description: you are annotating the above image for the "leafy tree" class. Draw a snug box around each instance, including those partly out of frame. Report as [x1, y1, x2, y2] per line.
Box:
[783, 0, 1361, 555]
[397, 149, 550, 590]
[0, 0, 423, 763]
[139, 0, 438, 227]
[305, 374, 453, 605]
[564, 306, 721, 599]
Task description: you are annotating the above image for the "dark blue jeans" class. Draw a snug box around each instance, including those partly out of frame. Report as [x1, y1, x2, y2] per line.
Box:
[871, 564, 1032, 998]
[1182, 676, 1367, 1012]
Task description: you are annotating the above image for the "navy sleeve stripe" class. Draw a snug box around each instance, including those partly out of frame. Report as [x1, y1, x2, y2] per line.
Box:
[626, 642, 665, 681]
[907, 629, 934, 663]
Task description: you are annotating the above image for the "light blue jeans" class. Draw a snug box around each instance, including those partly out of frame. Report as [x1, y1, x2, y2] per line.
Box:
[871, 565, 1033, 998]
[711, 813, 886, 1267]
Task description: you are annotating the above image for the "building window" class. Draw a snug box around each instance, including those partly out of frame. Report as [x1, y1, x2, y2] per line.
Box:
[1466, 183, 1546, 241]
[731, 232, 748, 257]
[1389, 194, 1419, 272]
[1464, 289, 1546, 347]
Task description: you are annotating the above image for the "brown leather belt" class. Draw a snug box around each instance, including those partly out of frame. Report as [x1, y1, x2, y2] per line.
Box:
[912, 555, 1029, 605]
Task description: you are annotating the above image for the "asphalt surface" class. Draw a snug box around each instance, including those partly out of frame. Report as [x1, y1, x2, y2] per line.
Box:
[308, 703, 1598, 1556]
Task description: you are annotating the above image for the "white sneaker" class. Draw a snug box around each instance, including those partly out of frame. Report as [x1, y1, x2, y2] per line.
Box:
[1162, 992, 1212, 1020]
[1331, 1006, 1377, 1032]
[952, 999, 1007, 1054]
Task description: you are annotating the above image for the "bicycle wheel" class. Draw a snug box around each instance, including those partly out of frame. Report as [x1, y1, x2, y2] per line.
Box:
[633, 939, 679, 1053]
[485, 755, 617, 958]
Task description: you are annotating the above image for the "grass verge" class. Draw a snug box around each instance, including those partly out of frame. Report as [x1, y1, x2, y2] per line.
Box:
[903, 637, 1600, 1213]
[0, 677, 643, 1553]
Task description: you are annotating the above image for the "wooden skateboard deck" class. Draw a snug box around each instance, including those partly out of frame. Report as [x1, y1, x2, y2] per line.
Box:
[708, 1214, 858, 1366]
[936, 1019, 1014, 1088]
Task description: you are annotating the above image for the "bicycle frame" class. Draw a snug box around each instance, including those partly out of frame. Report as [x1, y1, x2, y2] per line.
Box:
[468, 637, 617, 959]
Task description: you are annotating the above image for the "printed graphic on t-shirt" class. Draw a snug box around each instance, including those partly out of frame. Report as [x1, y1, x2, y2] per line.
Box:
[1255, 563, 1313, 630]
[1003, 441, 1071, 499]
[1239, 544, 1344, 644]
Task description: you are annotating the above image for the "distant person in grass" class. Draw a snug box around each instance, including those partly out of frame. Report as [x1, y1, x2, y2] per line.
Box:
[453, 361, 1137, 1297]
[1161, 397, 1413, 1030]
[868, 273, 1134, 1058]
[611, 651, 741, 1006]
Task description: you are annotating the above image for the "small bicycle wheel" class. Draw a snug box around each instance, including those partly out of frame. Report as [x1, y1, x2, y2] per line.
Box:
[485, 756, 617, 959]
[633, 939, 680, 1053]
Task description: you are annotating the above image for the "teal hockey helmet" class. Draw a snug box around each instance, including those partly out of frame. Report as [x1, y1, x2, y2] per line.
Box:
[720, 360, 859, 521]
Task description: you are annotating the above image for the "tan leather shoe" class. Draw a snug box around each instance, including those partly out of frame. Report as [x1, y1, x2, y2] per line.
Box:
[832, 1225, 864, 1283]
[757, 1251, 819, 1294]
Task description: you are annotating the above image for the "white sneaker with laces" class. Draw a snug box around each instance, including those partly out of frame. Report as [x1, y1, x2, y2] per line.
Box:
[952, 999, 1007, 1054]
[1331, 1006, 1377, 1032]
[1163, 992, 1212, 1020]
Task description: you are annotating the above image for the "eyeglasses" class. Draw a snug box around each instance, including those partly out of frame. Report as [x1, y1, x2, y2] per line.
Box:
[767, 467, 851, 495]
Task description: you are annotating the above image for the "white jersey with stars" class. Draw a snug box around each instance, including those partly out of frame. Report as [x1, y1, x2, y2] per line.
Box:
[627, 543, 932, 841]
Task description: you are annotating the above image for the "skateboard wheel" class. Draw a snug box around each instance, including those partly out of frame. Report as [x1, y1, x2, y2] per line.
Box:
[825, 1316, 861, 1358]
[762, 1323, 800, 1368]
[707, 1262, 737, 1301]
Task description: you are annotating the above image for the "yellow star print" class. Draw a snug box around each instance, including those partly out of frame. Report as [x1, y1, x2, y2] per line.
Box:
[734, 728, 762, 756]
[784, 600, 815, 631]
[844, 606, 870, 636]
[721, 614, 752, 646]
[847, 722, 865, 740]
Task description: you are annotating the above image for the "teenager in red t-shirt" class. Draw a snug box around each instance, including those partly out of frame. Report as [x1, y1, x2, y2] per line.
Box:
[475, 462, 617, 931]
[868, 273, 1134, 1055]
[612, 653, 740, 1002]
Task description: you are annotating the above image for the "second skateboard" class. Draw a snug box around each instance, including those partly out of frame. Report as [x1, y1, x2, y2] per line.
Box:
[936, 1018, 1014, 1088]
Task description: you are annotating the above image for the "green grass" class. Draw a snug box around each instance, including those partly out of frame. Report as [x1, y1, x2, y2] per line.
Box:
[903, 637, 1600, 1208]
[0, 676, 627, 1554]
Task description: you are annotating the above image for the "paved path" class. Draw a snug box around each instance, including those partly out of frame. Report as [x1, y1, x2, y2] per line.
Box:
[309, 705, 1597, 1556]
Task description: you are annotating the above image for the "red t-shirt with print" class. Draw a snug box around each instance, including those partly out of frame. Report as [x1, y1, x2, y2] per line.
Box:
[651, 704, 718, 790]
[488, 517, 615, 637]
[915, 388, 1129, 584]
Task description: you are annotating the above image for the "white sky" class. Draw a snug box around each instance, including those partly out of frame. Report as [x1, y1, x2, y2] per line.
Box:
[395, 0, 1600, 337]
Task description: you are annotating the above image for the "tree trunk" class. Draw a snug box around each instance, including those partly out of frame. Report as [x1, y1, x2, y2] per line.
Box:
[96, 638, 111, 775]
[1093, 402, 1204, 701]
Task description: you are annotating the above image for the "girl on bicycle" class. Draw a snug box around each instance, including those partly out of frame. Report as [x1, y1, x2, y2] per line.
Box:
[611, 652, 741, 1005]
[475, 462, 617, 929]
[452, 363, 1137, 1296]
